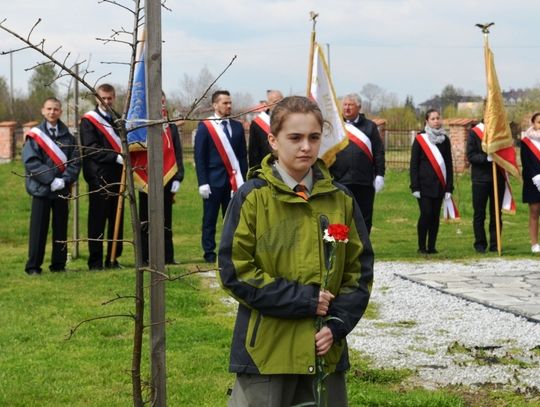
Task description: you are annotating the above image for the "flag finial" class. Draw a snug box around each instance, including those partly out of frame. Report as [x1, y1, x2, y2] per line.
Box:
[475, 22, 494, 34]
[309, 11, 319, 30]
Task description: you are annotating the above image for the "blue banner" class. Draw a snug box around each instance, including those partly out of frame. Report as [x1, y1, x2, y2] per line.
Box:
[127, 45, 147, 145]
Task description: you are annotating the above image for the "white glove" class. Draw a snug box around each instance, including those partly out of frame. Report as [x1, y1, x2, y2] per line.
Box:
[412, 191, 421, 199]
[50, 177, 65, 192]
[373, 175, 385, 193]
[532, 174, 540, 188]
[116, 154, 124, 165]
[170, 180, 180, 193]
[444, 192, 452, 200]
[486, 154, 493, 162]
[198, 184, 211, 199]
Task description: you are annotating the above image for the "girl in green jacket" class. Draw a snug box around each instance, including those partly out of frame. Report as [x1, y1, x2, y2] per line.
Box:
[219, 96, 374, 406]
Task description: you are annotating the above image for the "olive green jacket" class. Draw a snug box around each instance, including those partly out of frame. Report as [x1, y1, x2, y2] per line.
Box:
[218, 155, 374, 375]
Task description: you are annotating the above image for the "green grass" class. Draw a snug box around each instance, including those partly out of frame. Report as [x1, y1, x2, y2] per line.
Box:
[0, 161, 536, 406]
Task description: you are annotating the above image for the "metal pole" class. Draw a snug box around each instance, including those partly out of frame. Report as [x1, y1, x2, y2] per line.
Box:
[9, 52, 14, 117]
[72, 64, 80, 258]
[145, 0, 166, 404]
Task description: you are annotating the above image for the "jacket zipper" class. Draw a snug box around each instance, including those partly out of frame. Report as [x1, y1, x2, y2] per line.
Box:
[249, 312, 262, 347]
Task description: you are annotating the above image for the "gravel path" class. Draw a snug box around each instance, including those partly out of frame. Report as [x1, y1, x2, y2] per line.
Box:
[348, 260, 540, 391]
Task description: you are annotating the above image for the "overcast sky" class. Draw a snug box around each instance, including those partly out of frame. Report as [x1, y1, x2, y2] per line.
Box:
[1, 0, 539, 106]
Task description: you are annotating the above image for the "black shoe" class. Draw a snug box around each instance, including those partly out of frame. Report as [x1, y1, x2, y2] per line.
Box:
[26, 269, 41, 276]
[427, 249, 438, 254]
[50, 267, 66, 272]
[417, 248, 428, 254]
[105, 260, 122, 269]
[489, 246, 498, 252]
[165, 259, 180, 265]
[204, 254, 216, 263]
[474, 245, 487, 253]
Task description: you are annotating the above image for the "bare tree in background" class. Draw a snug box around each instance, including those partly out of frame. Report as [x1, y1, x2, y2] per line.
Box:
[177, 66, 217, 114]
[2, 1, 152, 405]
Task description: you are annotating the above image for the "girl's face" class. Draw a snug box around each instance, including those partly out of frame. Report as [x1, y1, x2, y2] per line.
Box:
[426, 112, 442, 129]
[268, 112, 322, 182]
[533, 115, 540, 131]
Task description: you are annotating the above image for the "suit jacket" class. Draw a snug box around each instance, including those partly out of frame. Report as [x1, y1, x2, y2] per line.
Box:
[329, 114, 385, 186]
[194, 117, 248, 188]
[466, 129, 504, 184]
[79, 107, 123, 189]
[248, 110, 272, 168]
[23, 119, 81, 198]
[169, 123, 185, 184]
[409, 135, 453, 198]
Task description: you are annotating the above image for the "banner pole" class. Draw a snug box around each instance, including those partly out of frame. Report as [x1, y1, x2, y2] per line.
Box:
[306, 11, 318, 97]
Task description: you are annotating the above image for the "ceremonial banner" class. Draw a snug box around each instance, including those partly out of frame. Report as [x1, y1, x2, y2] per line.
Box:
[482, 42, 520, 178]
[127, 38, 177, 191]
[309, 43, 348, 166]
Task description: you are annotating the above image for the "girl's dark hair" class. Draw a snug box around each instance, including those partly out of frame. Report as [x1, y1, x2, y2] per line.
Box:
[531, 112, 540, 123]
[270, 96, 324, 135]
[425, 108, 439, 122]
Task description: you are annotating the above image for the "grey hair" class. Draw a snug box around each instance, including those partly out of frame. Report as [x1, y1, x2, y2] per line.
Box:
[343, 93, 362, 107]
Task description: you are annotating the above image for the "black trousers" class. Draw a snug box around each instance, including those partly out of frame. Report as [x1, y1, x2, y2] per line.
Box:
[472, 180, 504, 251]
[346, 184, 375, 234]
[138, 186, 175, 264]
[202, 185, 231, 259]
[416, 196, 443, 251]
[87, 186, 124, 268]
[25, 196, 69, 273]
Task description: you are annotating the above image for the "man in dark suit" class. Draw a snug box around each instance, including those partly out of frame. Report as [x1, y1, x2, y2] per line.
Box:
[248, 89, 283, 168]
[23, 97, 81, 275]
[194, 90, 248, 263]
[466, 122, 505, 253]
[329, 93, 385, 234]
[138, 108, 185, 265]
[80, 83, 124, 270]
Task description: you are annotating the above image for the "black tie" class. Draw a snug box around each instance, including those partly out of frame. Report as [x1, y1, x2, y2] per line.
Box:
[222, 121, 231, 138]
[49, 128, 56, 138]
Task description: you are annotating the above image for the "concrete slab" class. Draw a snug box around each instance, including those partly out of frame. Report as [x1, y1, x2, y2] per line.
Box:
[397, 267, 540, 323]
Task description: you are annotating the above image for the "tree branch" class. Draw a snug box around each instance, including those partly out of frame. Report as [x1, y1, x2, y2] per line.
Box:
[66, 313, 135, 340]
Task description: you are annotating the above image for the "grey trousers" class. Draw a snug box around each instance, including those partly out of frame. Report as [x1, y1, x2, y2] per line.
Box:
[227, 372, 348, 407]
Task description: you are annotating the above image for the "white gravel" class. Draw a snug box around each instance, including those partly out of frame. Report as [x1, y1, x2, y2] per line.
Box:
[349, 260, 540, 390]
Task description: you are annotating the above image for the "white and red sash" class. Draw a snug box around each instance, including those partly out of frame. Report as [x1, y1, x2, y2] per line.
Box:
[252, 111, 270, 135]
[345, 123, 373, 162]
[471, 123, 516, 214]
[83, 111, 122, 153]
[415, 133, 460, 220]
[203, 119, 244, 192]
[521, 136, 540, 162]
[26, 127, 67, 172]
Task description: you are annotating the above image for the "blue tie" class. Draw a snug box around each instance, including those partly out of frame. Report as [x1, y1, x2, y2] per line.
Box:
[222, 121, 231, 138]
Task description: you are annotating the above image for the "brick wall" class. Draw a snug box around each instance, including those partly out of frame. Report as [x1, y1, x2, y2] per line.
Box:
[447, 118, 477, 173]
[0, 121, 17, 162]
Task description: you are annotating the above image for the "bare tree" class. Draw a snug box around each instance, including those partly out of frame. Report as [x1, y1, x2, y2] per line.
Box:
[177, 66, 218, 114]
[0, 2, 237, 406]
[360, 82, 384, 113]
[1, 2, 148, 405]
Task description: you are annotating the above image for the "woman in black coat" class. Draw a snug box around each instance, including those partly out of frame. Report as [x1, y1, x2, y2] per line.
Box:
[521, 112, 540, 254]
[410, 109, 454, 254]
